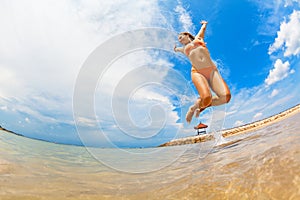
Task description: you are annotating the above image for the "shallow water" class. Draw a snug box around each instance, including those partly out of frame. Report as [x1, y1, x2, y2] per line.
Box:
[0, 113, 299, 199]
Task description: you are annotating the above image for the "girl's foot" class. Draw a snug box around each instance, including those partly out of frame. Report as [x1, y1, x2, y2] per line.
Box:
[186, 104, 196, 124]
[195, 107, 206, 118]
[195, 108, 201, 118]
[186, 98, 201, 123]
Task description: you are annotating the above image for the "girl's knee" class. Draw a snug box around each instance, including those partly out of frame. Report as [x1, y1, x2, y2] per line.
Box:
[225, 93, 231, 103]
[202, 95, 212, 108]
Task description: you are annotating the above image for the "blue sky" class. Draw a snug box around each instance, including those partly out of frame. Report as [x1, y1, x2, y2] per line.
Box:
[0, 0, 300, 148]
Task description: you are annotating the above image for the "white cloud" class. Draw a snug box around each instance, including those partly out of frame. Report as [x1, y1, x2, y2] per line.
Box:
[0, 0, 167, 123]
[224, 73, 300, 129]
[269, 89, 279, 98]
[25, 117, 30, 123]
[0, 65, 23, 98]
[265, 59, 293, 86]
[93, 54, 189, 140]
[222, 5, 300, 130]
[76, 117, 98, 127]
[0, 106, 8, 111]
[269, 10, 300, 56]
[174, 1, 193, 32]
[0, 0, 166, 99]
[253, 112, 263, 121]
[234, 120, 244, 127]
[251, 0, 300, 37]
[284, 0, 300, 7]
[0, 0, 192, 146]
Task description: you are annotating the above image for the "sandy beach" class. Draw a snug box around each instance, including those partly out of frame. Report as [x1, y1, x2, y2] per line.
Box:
[159, 103, 300, 147]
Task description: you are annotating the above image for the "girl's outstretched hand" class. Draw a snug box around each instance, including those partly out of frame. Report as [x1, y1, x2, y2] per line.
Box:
[200, 20, 208, 25]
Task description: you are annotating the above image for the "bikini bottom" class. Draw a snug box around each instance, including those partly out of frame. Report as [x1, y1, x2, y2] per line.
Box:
[191, 65, 217, 81]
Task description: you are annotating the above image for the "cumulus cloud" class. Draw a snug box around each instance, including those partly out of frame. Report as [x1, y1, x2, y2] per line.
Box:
[174, 1, 193, 32]
[224, 77, 299, 129]
[0, 0, 167, 100]
[0, 0, 165, 119]
[269, 10, 300, 56]
[265, 59, 294, 86]
[0, 0, 193, 146]
[92, 51, 192, 142]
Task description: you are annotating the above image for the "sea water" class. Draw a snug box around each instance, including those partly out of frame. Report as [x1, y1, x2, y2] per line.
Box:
[0, 113, 299, 199]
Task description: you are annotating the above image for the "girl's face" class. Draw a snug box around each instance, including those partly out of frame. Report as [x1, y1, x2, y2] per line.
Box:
[178, 34, 190, 45]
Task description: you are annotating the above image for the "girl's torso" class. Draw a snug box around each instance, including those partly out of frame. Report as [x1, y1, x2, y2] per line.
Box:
[184, 39, 215, 69]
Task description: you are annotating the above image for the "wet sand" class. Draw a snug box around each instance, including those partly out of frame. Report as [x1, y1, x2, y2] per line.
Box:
[159, 104, 300, 147]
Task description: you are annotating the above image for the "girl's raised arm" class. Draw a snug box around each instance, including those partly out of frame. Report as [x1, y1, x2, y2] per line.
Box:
[195, 20, 208, 40]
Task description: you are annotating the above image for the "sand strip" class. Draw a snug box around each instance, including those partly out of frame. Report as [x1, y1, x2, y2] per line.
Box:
[159, 104, 300, 147]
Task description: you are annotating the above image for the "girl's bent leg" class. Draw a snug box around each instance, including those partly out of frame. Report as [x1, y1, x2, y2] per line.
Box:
[192, 72, 212, 108]
[209, 70, 231, 106]
[186, 71, 213, 123]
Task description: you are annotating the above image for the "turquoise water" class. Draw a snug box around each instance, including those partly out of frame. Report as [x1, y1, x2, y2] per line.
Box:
[0, 113, 300, 199]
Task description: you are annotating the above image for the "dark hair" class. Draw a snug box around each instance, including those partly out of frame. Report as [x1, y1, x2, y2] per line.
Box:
[179, 32, 195, 41]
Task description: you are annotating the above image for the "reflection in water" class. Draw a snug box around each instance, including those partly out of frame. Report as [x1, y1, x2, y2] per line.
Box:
[0, 113, 300, 199]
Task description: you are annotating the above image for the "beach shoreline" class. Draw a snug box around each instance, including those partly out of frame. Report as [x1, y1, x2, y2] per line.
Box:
[159, 103, 300, 147]
[1, 104, 300, 148]
[0, 126, 23, 136]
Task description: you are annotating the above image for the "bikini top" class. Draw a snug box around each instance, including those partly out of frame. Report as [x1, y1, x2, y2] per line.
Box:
[184, 39, 206, 56]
